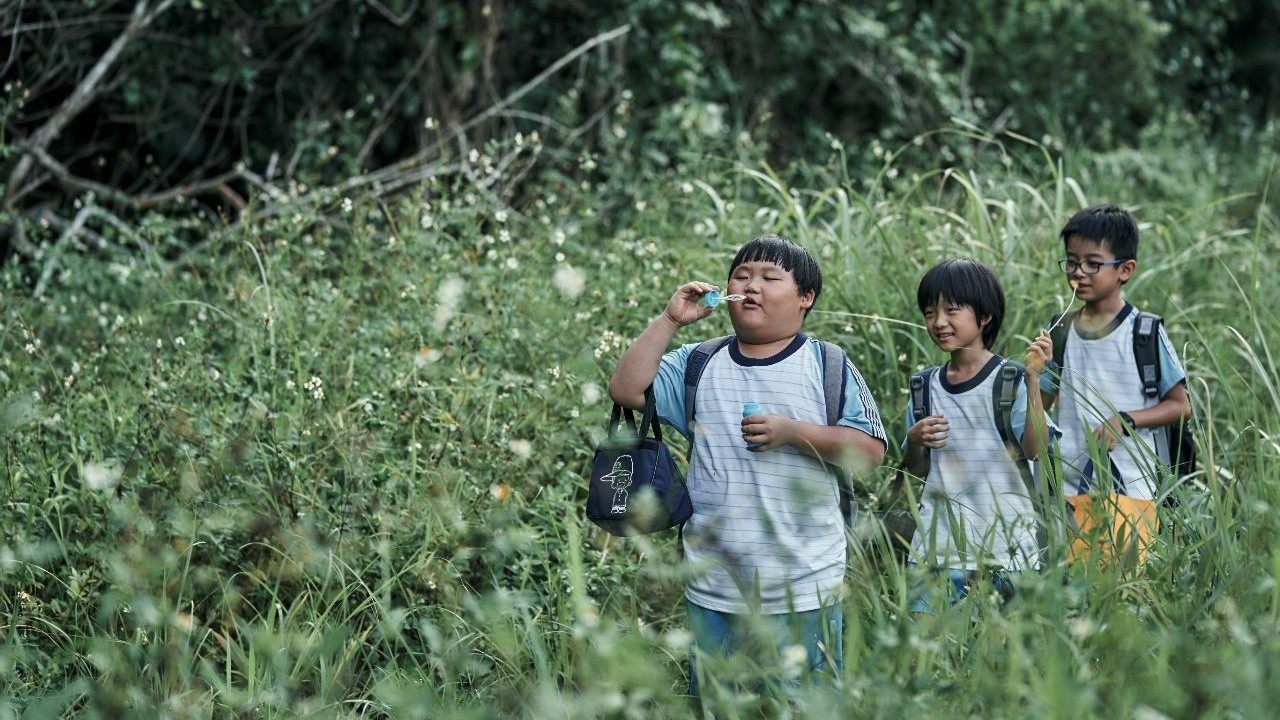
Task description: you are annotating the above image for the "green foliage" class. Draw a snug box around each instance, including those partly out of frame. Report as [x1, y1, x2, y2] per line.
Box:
[2, 110, 1280, 717]
[4, 0, 1276, 246]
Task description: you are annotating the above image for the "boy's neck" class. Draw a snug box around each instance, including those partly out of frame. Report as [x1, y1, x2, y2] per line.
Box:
[735, 333, 799, 359]
[1079, 291, 1127, 326]
[946, 347, 994, 379]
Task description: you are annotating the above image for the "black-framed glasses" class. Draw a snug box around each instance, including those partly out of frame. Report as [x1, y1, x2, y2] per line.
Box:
[1058, 258, 1127, 275]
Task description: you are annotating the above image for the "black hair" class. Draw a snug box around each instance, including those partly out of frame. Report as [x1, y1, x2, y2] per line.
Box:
[916, 257, 1005, 350]
[728, 235, 823, 313]
[1059, 203, 1139, 261]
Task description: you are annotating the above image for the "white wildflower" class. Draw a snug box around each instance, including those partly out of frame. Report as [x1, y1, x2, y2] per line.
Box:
[433, 276, 465, 332]
[508, 439, 532, 459]
[83, 459, 124, 493]
[552, 264, 585, 299]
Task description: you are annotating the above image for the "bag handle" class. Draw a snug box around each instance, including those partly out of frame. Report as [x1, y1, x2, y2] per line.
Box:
[638, 386, 663, 442]
[605, 387, 663, 442]
[606, 402, 637, 437]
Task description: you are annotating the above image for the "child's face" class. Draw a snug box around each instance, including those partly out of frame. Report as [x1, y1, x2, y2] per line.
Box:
[922, 296, 989, 353]
[1062, 235, 1135, 304]
[726, 260, 814, 343]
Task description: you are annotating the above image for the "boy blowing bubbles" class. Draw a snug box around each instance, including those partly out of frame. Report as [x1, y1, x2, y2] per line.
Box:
[608, 235, 886, 702]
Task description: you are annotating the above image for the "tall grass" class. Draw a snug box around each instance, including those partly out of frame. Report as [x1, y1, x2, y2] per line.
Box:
[2, 126, 1279, 718]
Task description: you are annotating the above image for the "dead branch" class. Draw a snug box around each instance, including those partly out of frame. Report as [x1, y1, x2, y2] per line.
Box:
[33, 203, 94, 299]
[356, 42, 434, 169]
[6, 21, 630, 271]
[6, 0, 179, 202]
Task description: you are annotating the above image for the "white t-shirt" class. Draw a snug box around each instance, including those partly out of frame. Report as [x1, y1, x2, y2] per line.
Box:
[651, 334, 885, 614]
[1047, 303, 1186, 500]
[904, 356, 1043, 571]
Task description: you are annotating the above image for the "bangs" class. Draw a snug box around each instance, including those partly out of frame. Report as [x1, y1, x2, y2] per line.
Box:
[728, 235, 823, 301]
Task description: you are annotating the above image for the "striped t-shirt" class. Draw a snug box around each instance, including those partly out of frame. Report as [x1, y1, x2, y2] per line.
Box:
[651, 334, 886, 615]
[904, 356, 1043, 571]
[1047, 303, 1186, 500]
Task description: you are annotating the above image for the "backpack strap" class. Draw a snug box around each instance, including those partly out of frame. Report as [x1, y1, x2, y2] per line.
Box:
[909, 367, 935, 424]
[992, 359, 1024, 452]
[683, 335, 734, 434]
[818, 340, 847, 427]
[1132, 311, 1163, 399]
[812, 340, 857, 524]
[992, 359, 1043, 546]
[1132, 310, 1174, 465]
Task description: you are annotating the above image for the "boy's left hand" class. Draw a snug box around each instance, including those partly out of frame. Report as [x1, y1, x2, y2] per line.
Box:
[741, 413, 794, 452]
[1092, 414, 1130, 450]
[1027, 330, 1052, 373]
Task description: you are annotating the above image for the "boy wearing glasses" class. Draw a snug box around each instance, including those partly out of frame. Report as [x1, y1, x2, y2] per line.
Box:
[1043, 204, 1192, 569]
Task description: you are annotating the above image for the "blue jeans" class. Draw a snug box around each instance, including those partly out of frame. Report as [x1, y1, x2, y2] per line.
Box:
[907, 566, 1018, 614]
[685, 599, 843, 702]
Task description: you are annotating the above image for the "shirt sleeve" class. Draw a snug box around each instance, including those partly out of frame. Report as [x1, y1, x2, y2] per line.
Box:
[1156, 323, 1187, 398]
[838, 359, 887, 445]
[651, 343, 695, 436]
[1040, 362, 1061, 396]
[1013, 381, 1061, 443]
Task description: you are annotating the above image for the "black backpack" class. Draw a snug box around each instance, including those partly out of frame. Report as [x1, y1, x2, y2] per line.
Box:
[682, 335, 856, 523]
[1049, 309, 1196, 478]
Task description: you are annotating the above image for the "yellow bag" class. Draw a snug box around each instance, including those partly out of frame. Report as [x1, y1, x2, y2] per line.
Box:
[1067, 493, 1159, 571]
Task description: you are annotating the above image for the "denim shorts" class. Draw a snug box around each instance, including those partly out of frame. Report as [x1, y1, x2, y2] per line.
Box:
[907, 566, 1017, 614]
[685, 599, 843, 701]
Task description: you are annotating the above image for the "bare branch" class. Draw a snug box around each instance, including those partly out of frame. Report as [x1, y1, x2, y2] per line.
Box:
[6, 0, 179, 202]
[1, 0, 25, 78]
[363, 0, 418, 27]
[356, 42, 434, 169]
[457, 24, 630, 136]
[33, 203, 94, 299]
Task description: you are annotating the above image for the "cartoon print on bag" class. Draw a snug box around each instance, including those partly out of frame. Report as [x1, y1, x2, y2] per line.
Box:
[602, 454, 634, 514]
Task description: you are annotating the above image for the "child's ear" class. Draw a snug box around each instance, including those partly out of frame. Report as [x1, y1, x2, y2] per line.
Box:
[800, 289, 815, 309]
[979, 314, 992, 329]
[1118, 258, 1137, 283]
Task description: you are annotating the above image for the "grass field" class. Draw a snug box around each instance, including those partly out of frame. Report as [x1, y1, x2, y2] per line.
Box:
[3, 126, 1280, 718]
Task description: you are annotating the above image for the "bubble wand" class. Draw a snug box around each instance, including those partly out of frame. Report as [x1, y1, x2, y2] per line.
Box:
[698, 290, 747, 308]
[1044, 279, 1080, 334]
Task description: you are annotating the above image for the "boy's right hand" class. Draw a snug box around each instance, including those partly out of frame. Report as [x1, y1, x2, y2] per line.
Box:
[908, 414, 949, 449]
[663, 281, 719, 327]
[1027, 330, 1052, 374]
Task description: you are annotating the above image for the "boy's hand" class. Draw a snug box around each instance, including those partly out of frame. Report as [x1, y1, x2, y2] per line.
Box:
[908, 414, 950, 449]
[741, 413, 795, 452]
[1092, 413, 1131, 450]
[1027, 330, 1052, 374]
[663, 281, 719, 327]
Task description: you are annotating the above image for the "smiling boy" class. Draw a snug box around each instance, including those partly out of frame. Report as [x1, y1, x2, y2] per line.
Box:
[1043, 204, 1192, 569]
[902, 258, 1053, 611]
[608, 234, 885, 703]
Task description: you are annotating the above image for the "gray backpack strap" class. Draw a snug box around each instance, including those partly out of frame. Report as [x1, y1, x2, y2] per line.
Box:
[810, 340, 855, 523]
[818, 340, 847, 427]
[907, 367, 936, 477]
[992, 359, 1045, 547]
[683, 335, 734, 434]
[992, 359, 1024, 453]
